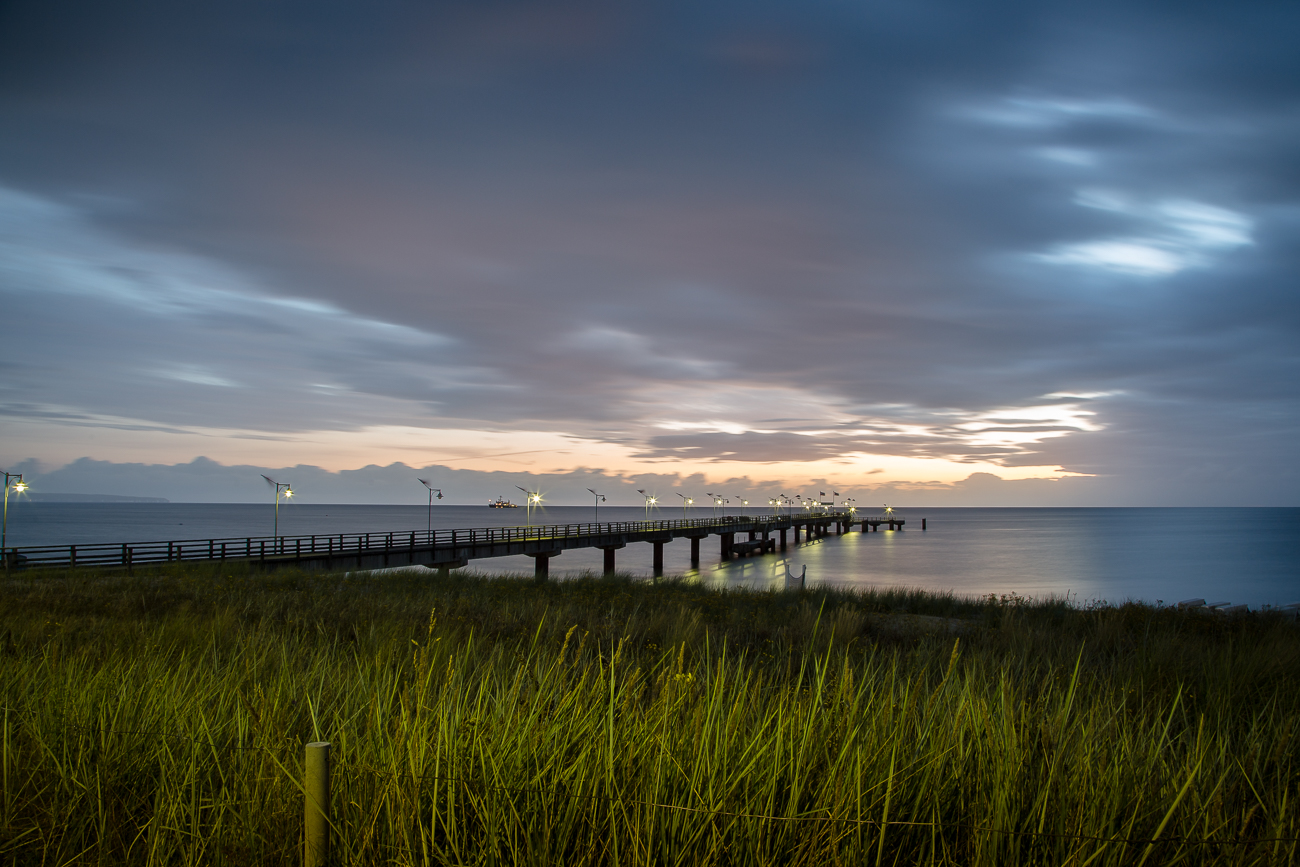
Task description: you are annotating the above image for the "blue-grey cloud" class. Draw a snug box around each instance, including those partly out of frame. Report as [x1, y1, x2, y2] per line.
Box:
[1, 0, 1298, 503]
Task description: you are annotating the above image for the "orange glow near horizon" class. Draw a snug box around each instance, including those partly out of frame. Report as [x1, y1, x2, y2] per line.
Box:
[1, 412, 1088, 490]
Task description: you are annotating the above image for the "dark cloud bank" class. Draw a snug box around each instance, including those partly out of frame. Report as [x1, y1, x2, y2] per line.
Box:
[9, 456, 1108, 509]
[1, 0, 1297, 504]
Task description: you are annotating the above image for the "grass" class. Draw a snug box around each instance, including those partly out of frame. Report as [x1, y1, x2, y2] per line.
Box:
[1, 563, 1298, 865]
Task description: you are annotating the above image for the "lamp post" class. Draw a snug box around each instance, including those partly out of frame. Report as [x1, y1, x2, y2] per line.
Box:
[418, 479, 442, 534]
[636, 489, 657, 520]
[734, 496, 749, 516]
[676, 492, 693, 519]
[706, 493, 727, 518]
[261, 475, 293, 538]
[586, 488, 606, 523]
[515, 486, 542, 527]
[2, 470, 28, 571]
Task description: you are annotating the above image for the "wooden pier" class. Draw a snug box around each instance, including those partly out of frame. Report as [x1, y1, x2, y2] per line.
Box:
[3, 510, 911, 580]
[859, 516, 906, 531]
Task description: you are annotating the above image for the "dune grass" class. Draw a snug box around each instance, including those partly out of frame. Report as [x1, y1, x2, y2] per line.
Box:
[1, 563, 1298, 865]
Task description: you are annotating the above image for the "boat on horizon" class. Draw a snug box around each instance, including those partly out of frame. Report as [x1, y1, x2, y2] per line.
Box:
[488, 496, 519, 508]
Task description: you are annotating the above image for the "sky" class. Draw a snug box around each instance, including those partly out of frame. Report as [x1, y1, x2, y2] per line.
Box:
[1, 0, 1298, 506]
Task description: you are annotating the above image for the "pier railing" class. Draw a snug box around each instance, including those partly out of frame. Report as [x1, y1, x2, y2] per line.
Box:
[5, 512, 853, 570]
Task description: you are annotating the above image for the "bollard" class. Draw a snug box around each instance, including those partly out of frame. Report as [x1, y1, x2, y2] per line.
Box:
[304, 741, 331, 867]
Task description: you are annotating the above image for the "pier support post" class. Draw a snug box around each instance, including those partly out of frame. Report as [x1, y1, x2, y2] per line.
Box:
[652, 542, 664, 576]
[529, 552, 558, 582]
[780, 528, 787, 551]
[435, 558, 467, 577]
[720, 533, 733, 560]
[922, 518, 927, 530]
[602, 547, 616, 576]
[689, 536, 702, 567]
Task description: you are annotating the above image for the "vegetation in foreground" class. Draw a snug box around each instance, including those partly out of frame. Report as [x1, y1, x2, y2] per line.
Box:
[1, 564, 1298, 866]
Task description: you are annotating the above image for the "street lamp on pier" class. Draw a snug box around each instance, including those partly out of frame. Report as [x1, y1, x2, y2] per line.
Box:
[418, 479, 442, 535]
[261, 475, 293, 538]
[676, 492, 694, 519]
[515, 486, 543, 526]
[2, 470, 28, 571]
[734, 495, 749, 516]
[636, 489, 657, 520]
[586, 488, 606, 523]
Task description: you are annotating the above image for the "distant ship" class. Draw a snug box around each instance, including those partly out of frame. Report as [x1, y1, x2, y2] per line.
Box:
[488, 496, 519, 508]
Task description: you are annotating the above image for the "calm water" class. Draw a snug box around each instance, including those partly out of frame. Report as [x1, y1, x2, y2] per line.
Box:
[5, 503, 1298, 607]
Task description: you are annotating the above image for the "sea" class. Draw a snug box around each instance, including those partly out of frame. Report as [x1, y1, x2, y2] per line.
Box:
[4, 503, 1298, 608]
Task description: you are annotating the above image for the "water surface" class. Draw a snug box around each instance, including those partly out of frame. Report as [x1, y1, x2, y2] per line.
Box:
[5, 503, 1297, 607]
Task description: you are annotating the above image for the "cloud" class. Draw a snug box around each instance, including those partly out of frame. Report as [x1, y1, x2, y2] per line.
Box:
[1030, 192, 1254, 276]
[6, 456, 1108, 507]
[960, 96, 1160, 129]
[0, 0, 1298, 505]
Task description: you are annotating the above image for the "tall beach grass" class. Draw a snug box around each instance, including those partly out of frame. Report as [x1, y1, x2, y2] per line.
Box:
[1, 564, 1297, 865]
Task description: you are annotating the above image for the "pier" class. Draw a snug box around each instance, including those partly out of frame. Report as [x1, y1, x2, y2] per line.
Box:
[859, 516, 907, 531]
[1, 510, 914, 580]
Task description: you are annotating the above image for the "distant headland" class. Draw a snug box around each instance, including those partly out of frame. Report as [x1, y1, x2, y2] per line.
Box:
[22, 493, 170, 503]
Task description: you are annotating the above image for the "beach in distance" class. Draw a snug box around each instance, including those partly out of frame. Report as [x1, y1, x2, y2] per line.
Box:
[7, 503, 1297, 608]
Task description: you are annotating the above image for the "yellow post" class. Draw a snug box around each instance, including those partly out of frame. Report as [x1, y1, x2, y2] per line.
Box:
[304, 741, 331, 867]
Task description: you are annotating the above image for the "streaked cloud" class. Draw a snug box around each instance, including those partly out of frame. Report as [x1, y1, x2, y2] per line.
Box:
[961, 96, 1159, 129]
[1030, 192, 1254, 276]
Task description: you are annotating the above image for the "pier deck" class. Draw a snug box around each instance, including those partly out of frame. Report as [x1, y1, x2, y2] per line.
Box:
[5, 511, 893, 579]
